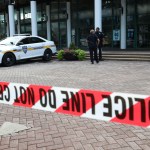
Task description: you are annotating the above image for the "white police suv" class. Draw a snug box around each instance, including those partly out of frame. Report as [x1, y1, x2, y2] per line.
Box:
[0, 34, 57, 66]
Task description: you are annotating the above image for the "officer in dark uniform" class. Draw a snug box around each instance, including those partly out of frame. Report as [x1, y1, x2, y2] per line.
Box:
[87, 29, 99, 64]
[95, 27, 104, 61]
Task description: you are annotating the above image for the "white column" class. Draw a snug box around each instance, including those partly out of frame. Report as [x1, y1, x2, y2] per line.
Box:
[67, 2, 71, 47]
[6, 13, 9, 37]
[121, 0, 126, 49]
[8, 4, 15, 36]
[46, 5, 51, 40]
[30, 0, 37, 36]
[94, 0, 102, 31]
[17, 10, 20, 34]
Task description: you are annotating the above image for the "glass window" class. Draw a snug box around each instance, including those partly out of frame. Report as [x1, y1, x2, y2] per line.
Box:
[24, 7, 31, 23]
[103, 0, 112, 17]
[71, 0, 94, 48]
[20, 6, 31, 34]
[137, 0, 150, 48]
[137, 15, 150, 48]
[38, 23, 47, 38]
[138, 14, 150, 24]
[19, 38, 30, 45]
[59, 3, 68, 20]
[30, 37, 45, 44]
[102, 0, 113, 47]
[126, 0, 136, 48]
[50, 1, 67, 48]
[127, 0, 135, 15]
[103, 16, 113, 47]
[59, 22, 67, 48]
[51, 2, 58, 20]
[37, 3, 47, 39]
[51, 22, 59, 47]
[0, 13, 5, 39]
[137, 0, 150, 14]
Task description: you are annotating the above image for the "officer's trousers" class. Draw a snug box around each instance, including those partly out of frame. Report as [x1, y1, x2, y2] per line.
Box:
[98, 44, 102, 60]
[89, 47, 98, 63]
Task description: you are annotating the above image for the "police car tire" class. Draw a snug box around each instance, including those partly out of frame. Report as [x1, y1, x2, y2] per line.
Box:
[43, 49, 52, 61]
[2, 52, 16, 67]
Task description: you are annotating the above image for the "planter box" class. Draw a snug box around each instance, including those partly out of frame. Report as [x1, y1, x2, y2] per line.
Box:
[63, 52, 78, 60]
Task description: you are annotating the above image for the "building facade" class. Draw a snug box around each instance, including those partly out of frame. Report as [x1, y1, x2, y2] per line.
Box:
[0, 0, 150, 50]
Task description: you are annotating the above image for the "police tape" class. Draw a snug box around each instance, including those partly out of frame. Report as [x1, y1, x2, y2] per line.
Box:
[0, 82, 149, 128]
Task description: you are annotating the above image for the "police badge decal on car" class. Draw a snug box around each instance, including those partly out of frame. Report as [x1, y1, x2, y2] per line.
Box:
[22, 46, 28, 54]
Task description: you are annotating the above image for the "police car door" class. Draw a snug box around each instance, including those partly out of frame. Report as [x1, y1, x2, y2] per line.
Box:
[16, 37, 34, 59]
[29, 37, 45, 57]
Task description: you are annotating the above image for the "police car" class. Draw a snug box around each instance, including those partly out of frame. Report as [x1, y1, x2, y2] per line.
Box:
[0, 34, 57, 67]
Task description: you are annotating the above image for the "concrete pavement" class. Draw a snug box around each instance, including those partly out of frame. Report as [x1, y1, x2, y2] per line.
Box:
[0, 59, 150, 150]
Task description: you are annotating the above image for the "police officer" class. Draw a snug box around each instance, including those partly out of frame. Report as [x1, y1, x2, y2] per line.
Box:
[95, 27, 104, 61]
[87, 29, 99, 64]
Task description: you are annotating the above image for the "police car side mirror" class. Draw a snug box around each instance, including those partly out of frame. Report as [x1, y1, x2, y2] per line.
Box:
[16, 42, 24, 46]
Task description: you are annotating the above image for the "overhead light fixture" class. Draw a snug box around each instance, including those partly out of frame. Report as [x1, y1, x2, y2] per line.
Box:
[9, 0, 15, 5]
[105, 0, 111, 4]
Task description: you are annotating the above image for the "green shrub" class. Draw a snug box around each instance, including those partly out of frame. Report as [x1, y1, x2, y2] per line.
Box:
[75, 49, 86, 61]
[57, 48, 86, 61]
[57, 50, 64, 60]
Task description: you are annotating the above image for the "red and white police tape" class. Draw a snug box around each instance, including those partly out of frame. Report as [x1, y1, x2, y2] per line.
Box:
[0, 82, 150, 128]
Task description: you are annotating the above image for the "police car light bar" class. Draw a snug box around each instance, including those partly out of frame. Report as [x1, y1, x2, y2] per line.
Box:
[13, 34, 31, 36]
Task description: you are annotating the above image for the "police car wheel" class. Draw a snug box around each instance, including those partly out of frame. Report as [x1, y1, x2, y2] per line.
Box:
[43, 49, 52, 61]
[2, 53, 16, 67]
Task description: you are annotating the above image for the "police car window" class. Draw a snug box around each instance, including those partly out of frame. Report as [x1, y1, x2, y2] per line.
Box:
[30, 37, 45, 44]
[19, 38, 30, 44]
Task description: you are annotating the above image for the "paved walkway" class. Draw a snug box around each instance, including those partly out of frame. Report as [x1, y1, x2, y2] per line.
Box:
[0, 59, 150, 150]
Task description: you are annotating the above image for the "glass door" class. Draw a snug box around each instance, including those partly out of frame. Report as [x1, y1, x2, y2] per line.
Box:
[112, 0, 121, 48]
[51, 21, 67, 49]
[127, 0, 135, 48]
[0, 13, 6, 39]
[51, 22, 59, 47]
[50, 1, 67, 49]
[60, 22, 67, 48]
[102, 0, 113, 47]
[137, 0, 150, 48]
